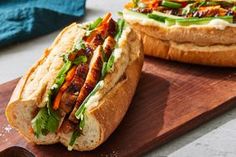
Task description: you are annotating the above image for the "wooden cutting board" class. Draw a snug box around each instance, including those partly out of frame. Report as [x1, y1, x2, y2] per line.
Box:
[0, 57, 236, 157]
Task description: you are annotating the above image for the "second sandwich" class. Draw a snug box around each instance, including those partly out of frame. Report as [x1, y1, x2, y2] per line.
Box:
[124, 0, 236, 67]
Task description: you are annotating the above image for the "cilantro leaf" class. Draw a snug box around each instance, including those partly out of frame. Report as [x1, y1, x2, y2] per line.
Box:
[73, 55, 87, 65]
[88, 17, 103, 30]
[31, 105, 60, 138]
[46, 114, 59, 133]
[31, 107, 49, 138]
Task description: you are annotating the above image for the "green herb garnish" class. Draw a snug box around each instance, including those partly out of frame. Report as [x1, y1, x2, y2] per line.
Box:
[68, 128, 82, 151]
[31, 107, 59, 138]
[73, 55, 88, 65]
[106, 55, 115, 73]
[86, 17, 103, 36]
[88, 17, 103, 30]
[31, 60, 72, 137]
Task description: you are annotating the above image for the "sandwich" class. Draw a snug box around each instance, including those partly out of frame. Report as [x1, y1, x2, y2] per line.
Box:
[123, 0, 236, 67]
[5, 13, 143, 151]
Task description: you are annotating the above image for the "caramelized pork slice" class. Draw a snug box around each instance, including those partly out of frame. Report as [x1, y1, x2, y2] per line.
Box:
[60, 64, 89, 113]
[69, 46, 104, 123]
[88, 33, 104, 50]
[103, 36, 116, 60]
[106, 18, 117, 38]
[59, 119, 76, 134]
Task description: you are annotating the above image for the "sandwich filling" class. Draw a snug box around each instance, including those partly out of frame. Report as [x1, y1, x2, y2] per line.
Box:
[124, 0, 236, 26]
[31, 13, 126, 149]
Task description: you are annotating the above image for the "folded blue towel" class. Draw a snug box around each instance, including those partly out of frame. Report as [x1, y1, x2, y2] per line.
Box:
[0, 0, 86, 47]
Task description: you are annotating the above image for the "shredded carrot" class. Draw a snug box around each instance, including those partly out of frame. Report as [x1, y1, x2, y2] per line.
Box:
[151, 0, 158, 9]
[100, 12, 112, 26]
[60, 81, 72, 92]
[53, 91, 63, 110]
[97, 13, 112, 38]
[125, 0, 159, 9]
[65, 66, 77, 81]
[124, 2, 134, 9]
[141, 0, 158, 9]
[53, 66, 77, 110]
[86, 12, 112, 43]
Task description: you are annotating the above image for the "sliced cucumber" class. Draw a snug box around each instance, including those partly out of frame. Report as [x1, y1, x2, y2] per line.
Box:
[152, 11, 184, 20]
[165, 18, 176, 26]
[148, 14, 166, 22]
[123, 9, 149, 19]
[176, 16, 233, 26]
[161, 0, 182, 9]
[148, 11, 184, 26]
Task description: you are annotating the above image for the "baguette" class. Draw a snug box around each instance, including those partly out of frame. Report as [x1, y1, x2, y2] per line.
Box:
[5, 14, 143, 151]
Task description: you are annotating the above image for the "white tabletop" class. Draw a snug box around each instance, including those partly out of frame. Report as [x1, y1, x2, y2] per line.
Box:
[1, 1, 236, 156]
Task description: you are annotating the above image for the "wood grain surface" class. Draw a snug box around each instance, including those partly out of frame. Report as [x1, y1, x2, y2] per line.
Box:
[0, 57, 236, 157]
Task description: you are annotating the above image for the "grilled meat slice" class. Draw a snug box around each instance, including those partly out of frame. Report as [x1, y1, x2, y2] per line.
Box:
[60, 64, 89, 113]
[88, 33, 104, 50]
[193, 6, 228, 17]
[69, 46, 104, 123]
[59, 119, 76, 134]
[106, 18, 118, 38]
[103, 36, 116, 60]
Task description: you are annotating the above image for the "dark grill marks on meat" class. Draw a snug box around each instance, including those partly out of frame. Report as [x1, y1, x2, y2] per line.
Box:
[107, 18, 117, 38]
[133, 8, 153, 14]
[103, 36, 116, 60]
[89, 34, 104, 50]
[60, 64, 89, 113]
[163, 9, 179, 16]
[193, 6, 228, 17]
[69, 46, 104, 123]
[59, 119, 76, 134]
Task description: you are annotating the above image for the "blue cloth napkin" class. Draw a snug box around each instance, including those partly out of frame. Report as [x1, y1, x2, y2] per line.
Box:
[0, 0, 86, 47]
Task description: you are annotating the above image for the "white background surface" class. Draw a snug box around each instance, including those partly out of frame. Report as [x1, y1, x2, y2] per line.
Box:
[0, 1, 236, 156]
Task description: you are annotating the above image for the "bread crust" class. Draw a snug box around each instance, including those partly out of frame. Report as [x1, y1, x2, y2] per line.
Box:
[141, 32, 236, 67]
[89, 28, 143, 150]
[5, 24, 143, 150]
[124, 10, 236, 46]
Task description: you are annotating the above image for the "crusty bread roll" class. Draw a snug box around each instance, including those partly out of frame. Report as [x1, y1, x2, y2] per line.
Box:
[123, 5, 236, 67]
[5, 21, 143, 151]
